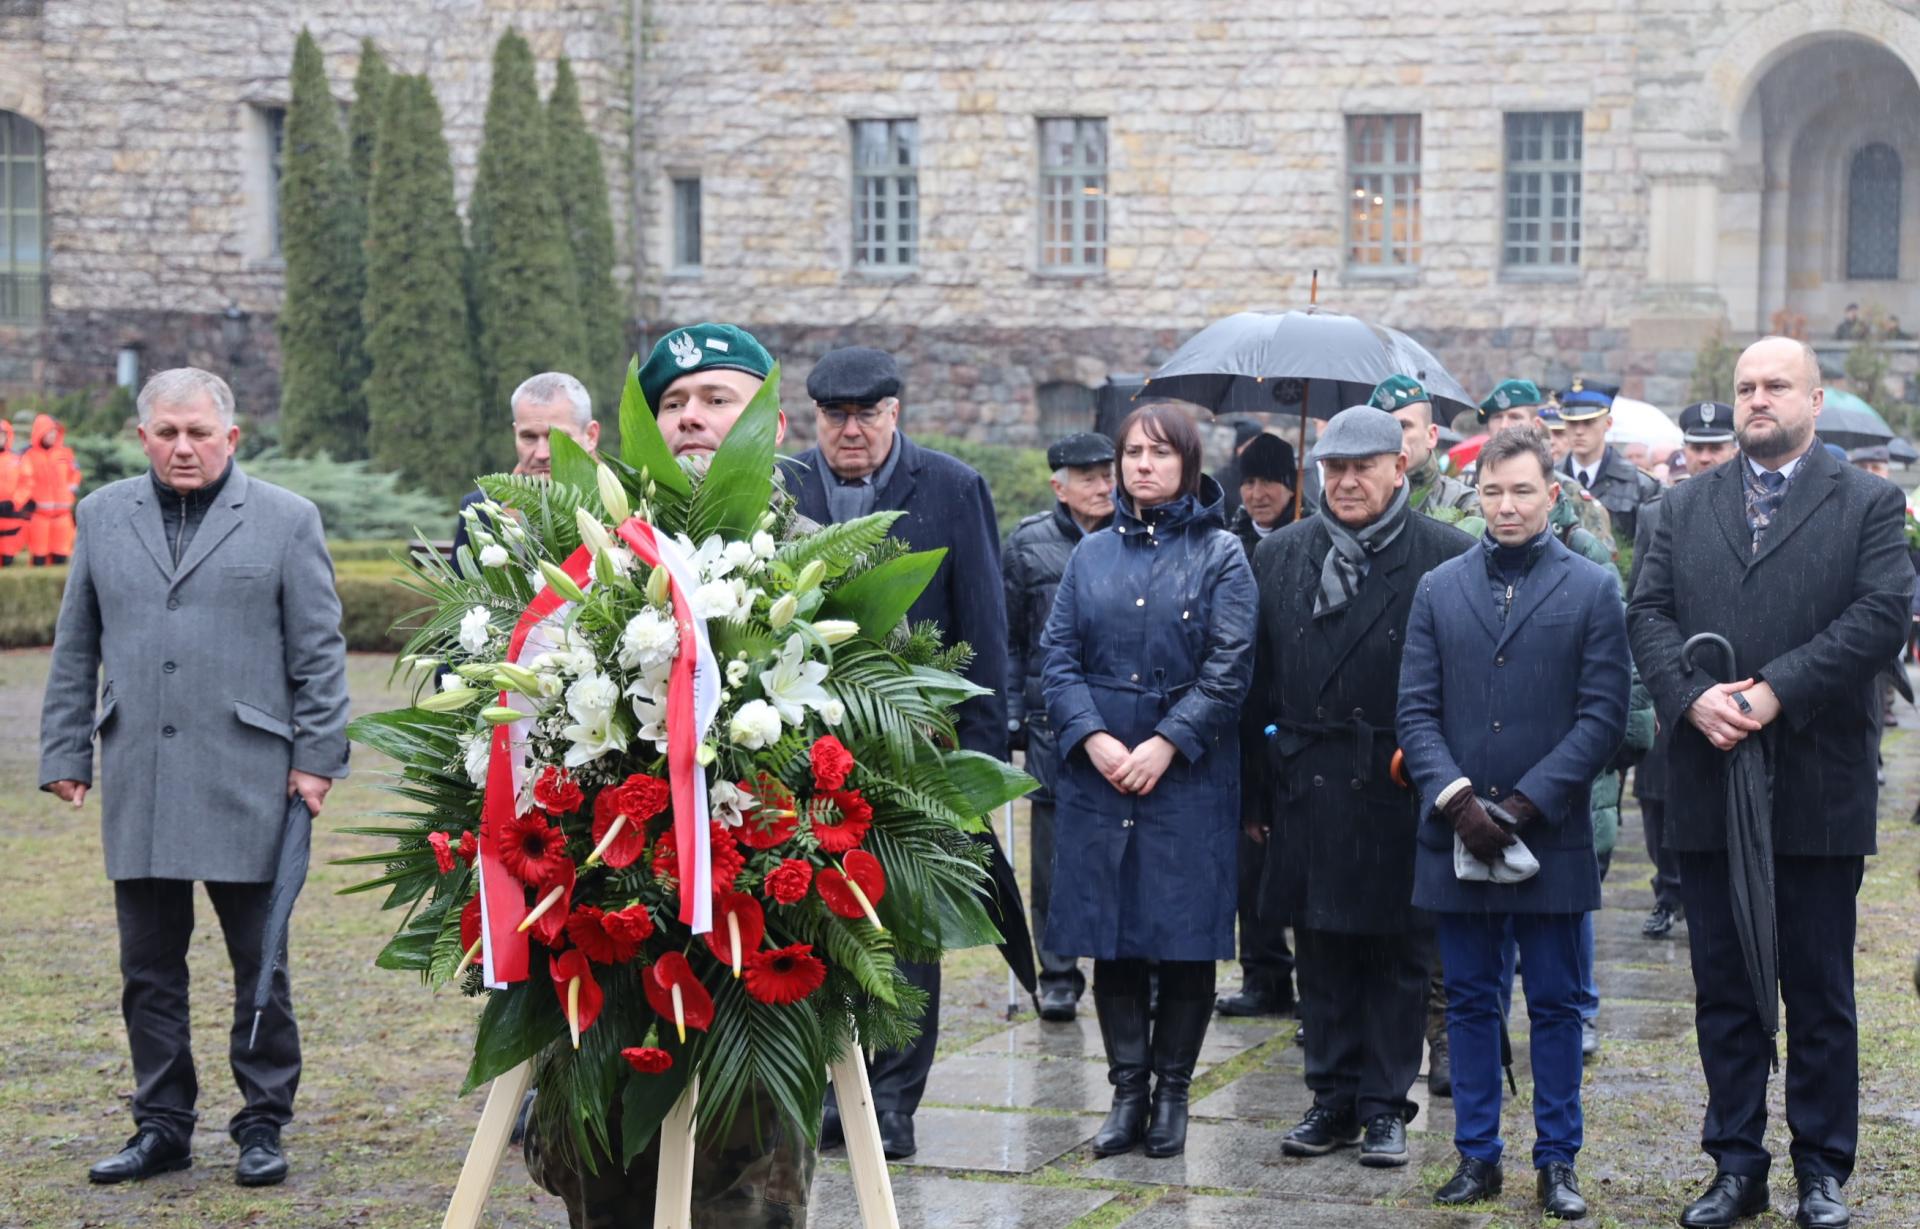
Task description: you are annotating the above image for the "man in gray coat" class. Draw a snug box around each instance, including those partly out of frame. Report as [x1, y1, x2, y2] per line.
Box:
[39, 367, 350, 1189]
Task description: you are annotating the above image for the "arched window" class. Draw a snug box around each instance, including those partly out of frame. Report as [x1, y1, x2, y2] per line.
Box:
[1846, 143, 1901, 281]
[1036, 381, 1094, 438]
[0, 111, 45, 324]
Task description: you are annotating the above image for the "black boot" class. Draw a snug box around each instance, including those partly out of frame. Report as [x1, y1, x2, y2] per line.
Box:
[1143, 994, 1211, 1158]
[1091, 987, 1152, 1157]
[1426, 995, 1452, 1098]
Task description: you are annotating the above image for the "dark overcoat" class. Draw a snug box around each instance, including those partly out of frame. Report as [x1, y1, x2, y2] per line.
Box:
[1247, 511, 1474, 933]
[1039, 477, 1256, 961]
[1396, 533, 1631, 914]
[787, 434, 1009, 759]
[1625, 444, 1912, 857]
[1003, 502, 1103, 802]
[1561, 446, 1659, 542]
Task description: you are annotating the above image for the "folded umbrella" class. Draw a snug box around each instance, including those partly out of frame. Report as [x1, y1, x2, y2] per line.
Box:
[249, 795, 313, 1050]
[973, 828, 1037, 995]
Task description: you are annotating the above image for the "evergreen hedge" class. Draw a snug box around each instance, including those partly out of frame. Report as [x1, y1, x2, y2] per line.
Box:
[915, 434, 1055, 539]
[548, 56, 629, 434]
[347, 38, 390, 213]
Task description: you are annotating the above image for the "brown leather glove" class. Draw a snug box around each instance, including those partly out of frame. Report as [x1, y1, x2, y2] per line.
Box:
[1502, 791, 1544, 829]
[1441, 789, 1517, 863]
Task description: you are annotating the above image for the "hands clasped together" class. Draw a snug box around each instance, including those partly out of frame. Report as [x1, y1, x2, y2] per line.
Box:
[1439, 783, 1545, 864]
[1685, 678, 1782, 751]
[1084, 732, 1177, 796]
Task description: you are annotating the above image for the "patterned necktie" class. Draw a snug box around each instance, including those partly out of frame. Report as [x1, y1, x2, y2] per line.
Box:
[1745, 467, 1788, 553]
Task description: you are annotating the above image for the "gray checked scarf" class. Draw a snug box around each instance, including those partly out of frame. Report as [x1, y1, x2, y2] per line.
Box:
[1315, 479, 1411, 618]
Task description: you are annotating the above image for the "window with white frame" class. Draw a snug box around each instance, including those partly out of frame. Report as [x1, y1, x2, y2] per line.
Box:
[1346, 114, 1421, 268]
[1504, 112, 1583, 270]
[852, 119, 918, 269]
[1039, 118, 1106, 270]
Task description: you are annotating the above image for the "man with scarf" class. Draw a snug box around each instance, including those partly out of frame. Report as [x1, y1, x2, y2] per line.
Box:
[1245, 406, 1473, 1167]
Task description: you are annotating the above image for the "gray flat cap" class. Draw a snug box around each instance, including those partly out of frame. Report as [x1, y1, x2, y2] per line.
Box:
[807, 346, 902, 405]
[1310, 405, 1405, 462]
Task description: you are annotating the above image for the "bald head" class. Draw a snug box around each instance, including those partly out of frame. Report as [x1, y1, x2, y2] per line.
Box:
[1733, 336, 1822, 465]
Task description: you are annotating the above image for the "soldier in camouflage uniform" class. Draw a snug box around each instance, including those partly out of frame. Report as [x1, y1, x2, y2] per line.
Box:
[1475, 380, 1616, 571]
[1371, 375, 1479, 524]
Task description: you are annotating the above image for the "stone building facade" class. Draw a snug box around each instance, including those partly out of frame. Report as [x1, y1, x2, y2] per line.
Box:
[2, 0, 1917, 442]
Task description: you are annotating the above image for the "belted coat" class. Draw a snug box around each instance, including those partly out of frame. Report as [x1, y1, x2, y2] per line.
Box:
[1039, 477, 1256, 961]
[1003, 502, 1106, 803]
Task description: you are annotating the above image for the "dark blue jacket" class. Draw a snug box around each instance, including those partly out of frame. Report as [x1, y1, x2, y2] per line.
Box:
[1396, 531, 1630, 914]
[786, 434, 1009, 759]
[1038, 477, 1256, 960]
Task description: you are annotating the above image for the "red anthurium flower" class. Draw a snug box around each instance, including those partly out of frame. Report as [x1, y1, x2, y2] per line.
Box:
[702, 892, 766, 971]
[736, 774, 799, 850]
[602, 903, 655, 947]
[460, 895, 482, 953]
[621, 1046, 673, 1075]
[500, 810, 570, 886]
[428, 831, 457, 874]
[567, 904, 641, 965]
[534, 765, 585, 816]
[744, 943, 828, 1006]
[590, 774, 671, 868]
[810, 735, 856, 791]
[549, 950, 604, 1045]
[457, 830, 478, 866]
[526, 861, 576, 949]
[811, 790, 873, 854]
[763, 858, 813, 905]
[642, 951, 715, 1042]
[817, 849, 887, 919]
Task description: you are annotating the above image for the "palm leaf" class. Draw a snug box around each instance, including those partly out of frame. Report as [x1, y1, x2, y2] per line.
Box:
[687, 363, 783, 541]
[818, 549, 947, 641]
[618, 355, 692, 497]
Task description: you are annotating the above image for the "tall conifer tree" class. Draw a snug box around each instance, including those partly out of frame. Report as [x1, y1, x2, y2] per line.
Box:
[347, 38, 391, 213]
[547, 57, 628, 427]
[278, 29, 370, 460]
[363, 75, 487, 498]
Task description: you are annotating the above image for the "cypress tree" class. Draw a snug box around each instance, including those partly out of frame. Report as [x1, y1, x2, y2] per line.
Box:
[469, 30, 588, 424]
[547, 57, 629, 429]
[347, 38, 391, 213]
[278, 29, 371, 460]
[363, 75, 487, 499]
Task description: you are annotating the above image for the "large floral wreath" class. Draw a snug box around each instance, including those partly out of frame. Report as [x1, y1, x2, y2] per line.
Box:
[343, 362, 1031, 1169]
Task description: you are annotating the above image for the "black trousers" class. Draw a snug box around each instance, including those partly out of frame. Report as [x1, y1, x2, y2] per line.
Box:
[1676, 851, 1863, 1184]
[114, 878, 301, 1147]
[864, 956, 939, 1115]
[1295, 926, 1430, 1124]
[1235, 827, 1294, 992]
[1639, 798, 1683, 914]
[1028, 802, 1086, 996]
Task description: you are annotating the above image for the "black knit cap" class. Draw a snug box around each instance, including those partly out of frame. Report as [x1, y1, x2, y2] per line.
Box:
[1239, 433, 1296, 485]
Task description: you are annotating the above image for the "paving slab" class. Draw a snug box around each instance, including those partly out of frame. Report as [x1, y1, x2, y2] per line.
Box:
[1116, 1192, 1492, 1229]
[1594, 963, 1695, 1002]
[965, 1013, 1281, 1068]
[923, 1053, 1119, 1115]
[1082, 1120, 1435, 1199]
[1594, 932, 1690, 963]
[818, 1106, 1100, 1174]
[1189, 1069, 1456, 1139]
[810, 1170, 1114, 1229]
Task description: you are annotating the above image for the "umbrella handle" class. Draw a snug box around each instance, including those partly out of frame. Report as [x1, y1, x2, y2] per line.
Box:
[1680, 632, 1738, 682]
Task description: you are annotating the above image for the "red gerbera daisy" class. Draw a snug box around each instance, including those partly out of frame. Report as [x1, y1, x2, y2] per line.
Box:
[762, 858, 813, 905]
[499, 810, 570, 887]
[736, 774, 799, 851]
[526, 861, 576, 949]
[621, 1046, 673, 1075]
[591, 774, 671, 868]
[533, 765, 585, 816]
[817, 849, 887, 920]
[811, 790, 872, 854]
[642, 951, 715, 1042]
[702, 892, 766, 971]
[550, 950, 604, 1045]
[744, 943, 827, 1006]
[567, 904, 641, 965]
[602, 903, 655, 947]
[428, 830, 457, 874]
[810, 735, 856, 792]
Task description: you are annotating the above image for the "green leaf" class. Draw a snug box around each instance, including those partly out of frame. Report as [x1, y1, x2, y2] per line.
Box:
[940, 749, 1039, 819]
[818, 548, 946, 642]
[933, 884, 1008, 951]
[463, 984, 568, 1094]
[688, 362, 783, 540]
[772, 511, 902, 580]
[618, 355, 691, 496]
[374, 908, 439, 970]
[548, 426, 598, 498]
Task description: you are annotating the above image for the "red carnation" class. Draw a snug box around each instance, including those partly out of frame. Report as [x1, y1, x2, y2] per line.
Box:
[500, 810, 571, 887]
[527, 861, 576, 949]
[703, 892, 767, 970]
[744, 943, 828, 1006]
[811, 790, 873, 854]
[550, 950, 605, 1042]
[651, 822, 746, 894]
[457, 830, 478, 866]
[621, 1046, 673, 1075]
[817, 849, 887, 919]
[459, 895, 482, 954]
[763, 858, 813, 906]
[602, 903, 655, 947]
[591, 774, 671, 869]
[736, 774, 799, 850]
[534, 765, 585, 816]
[567, 904, 641, 965]
[428, 830, 457, 874]
[642, 951, 715, 1041]
[810, 735, 856, 791]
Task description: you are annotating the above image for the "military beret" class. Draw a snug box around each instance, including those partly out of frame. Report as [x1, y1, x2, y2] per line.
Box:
[1848, 444, 1892, 464]
[1239, 433, 1297, 485]
[806, 346, 902, 406]
[1478, 379, 1542, 420]
[1679, 400, 1735, 443]
[1047, 431, 1115, 470]
[1369, 374, 1429, 412]
[638, 323, 774, 413]
[1311, 405, 1404, 462]
[1556, 378, 1617, 422]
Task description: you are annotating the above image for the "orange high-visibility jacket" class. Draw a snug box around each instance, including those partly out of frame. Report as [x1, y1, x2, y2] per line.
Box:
[22, 413, 81, 508]
[0, 420, 27, 557]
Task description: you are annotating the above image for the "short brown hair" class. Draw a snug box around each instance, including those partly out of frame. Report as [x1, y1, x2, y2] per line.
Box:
[1476, 427, 1555, 484]
[1115, 403, 1203, 500]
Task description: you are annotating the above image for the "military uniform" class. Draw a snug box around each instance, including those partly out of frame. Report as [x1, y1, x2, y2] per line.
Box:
[1556, 384, 1660, 544]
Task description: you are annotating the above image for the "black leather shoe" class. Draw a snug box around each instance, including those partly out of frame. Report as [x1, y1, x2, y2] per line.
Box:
[1643, 905, 1677, 938]
[1358, 1113, 1408, 1168]
[233, 1126, 288, 1187]
[876, 1110, 916, 1160]
[1679, 1171, 1770, 1227]
[88, 1130, 191, 1184]
[1434, 1155, 1502, 1205]
[1281, 1104, 1361, 1157]
[1214, 983, 1293, 1018]
[820, 1102, 844, 1149]
[1036, 982, 1079, 1022]
[1795, 1174, 1850, 1228]
[1537, 1161, 1587, 1219]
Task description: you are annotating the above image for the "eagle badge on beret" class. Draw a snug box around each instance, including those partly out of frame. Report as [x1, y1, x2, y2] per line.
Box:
[1494, 391, 1511, 410]
[669, 333, 702, 369]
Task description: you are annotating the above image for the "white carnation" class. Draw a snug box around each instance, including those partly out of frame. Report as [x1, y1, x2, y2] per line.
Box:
[690, 578, 746, 621]
[460, 731, 491, 786]
[728, 699, 783, 750]
[478, 543, 509, 569]
[458, 606, 492, 654]
[618, 608, 679, 672]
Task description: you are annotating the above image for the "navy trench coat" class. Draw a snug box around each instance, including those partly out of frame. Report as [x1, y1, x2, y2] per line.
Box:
[1039, 477, 1256, 961]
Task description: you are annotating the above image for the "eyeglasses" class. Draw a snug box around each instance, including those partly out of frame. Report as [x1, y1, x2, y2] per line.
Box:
[819, 405, 890, 429]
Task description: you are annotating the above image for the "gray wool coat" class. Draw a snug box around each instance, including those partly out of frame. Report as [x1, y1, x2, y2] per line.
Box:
[39, 466, 351, 882]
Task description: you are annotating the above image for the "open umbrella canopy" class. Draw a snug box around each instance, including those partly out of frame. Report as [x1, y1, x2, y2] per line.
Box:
[1141, 308, 1477, 423]
[1818, 388, 1895, 450]
[1606, 396, 1684, 452]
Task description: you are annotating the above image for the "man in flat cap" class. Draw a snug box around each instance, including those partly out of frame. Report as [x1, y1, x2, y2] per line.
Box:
[1557, 381, 1660, 543]
[1244, 406, 1474, 1169]
[789, 345, 1014, 1160]
[1005, 431, 1117, 1022]
[1372, 376, 1477, 523]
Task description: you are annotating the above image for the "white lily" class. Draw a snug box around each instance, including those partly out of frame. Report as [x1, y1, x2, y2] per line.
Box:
[710, 779, 749, 829]
[560, 673, 625, 767]
[625, 681, 672, 753]
[478, 543, 510, 569]
[759, 634, 833, 725]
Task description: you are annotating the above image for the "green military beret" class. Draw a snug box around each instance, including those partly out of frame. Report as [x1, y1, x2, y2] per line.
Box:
[1478, 379, 1542, 421]
[1369, 374, 1429, 412]
[638, 322, 774, 412]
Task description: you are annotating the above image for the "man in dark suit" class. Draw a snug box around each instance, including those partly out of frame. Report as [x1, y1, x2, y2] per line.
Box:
[788, 345, 1011, 1160]
[1397, 428, 1630, 1220]
[1628, 337, 1913, 1229]
[1246, 407, 1473, 1168]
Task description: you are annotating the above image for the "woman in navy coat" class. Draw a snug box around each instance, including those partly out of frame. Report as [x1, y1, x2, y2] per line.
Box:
[1041, 404, 1256, 1160]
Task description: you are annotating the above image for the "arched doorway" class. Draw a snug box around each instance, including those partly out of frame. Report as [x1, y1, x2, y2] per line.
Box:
[0, 109, 45, 324]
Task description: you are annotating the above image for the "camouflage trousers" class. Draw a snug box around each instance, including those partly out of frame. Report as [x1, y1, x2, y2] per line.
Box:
[524, 1094, 816, 1229]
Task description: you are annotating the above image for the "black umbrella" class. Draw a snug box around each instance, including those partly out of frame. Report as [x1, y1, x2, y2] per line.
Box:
[248, 795, 313, 1050]
[973, 829, 1037, 995]
[1682, 632, 1779, 1067]
[1812, 400, 1894, 451]
[1891, 437, 1919, 465]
